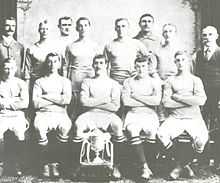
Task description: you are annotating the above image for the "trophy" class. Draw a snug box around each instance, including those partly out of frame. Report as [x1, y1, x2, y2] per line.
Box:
[80, 128, 113, 167]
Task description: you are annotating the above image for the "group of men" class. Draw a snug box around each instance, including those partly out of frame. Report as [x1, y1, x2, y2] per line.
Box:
[0, 13, 219, 182]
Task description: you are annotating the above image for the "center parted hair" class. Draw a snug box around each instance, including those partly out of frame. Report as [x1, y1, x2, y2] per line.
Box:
[115, 18, 129, 27]
[45, 52, 60, 63]
[92, 54, 107, 65]
[174, 50, 188, 59]
[139, 13, 154, 23]
[58, 16, 72, 26]
[134, 54, 157, 64]
[76, 17, 91, 31]
[38, 19, 48, 30]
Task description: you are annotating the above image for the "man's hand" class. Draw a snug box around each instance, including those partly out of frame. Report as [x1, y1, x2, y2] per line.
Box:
[171, 93, 183, 102]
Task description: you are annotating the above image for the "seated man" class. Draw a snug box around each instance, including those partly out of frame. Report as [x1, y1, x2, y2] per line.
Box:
[0, 57, 29, 176]
[122, 56, 161, 181]
[33, 52, 72, 178]
[72, 54, 126, 179]
[157, 51, 208, 180]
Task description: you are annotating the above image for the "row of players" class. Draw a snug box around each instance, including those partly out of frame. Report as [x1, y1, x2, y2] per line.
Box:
[0, 50, 208, 182]
[1, 14, 218, 124]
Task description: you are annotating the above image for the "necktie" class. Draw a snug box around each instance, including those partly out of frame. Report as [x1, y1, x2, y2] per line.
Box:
[204, 47, 212, 60]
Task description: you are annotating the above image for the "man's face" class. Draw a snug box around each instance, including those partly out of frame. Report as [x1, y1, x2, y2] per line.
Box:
[59, 19, 72, 36]
[202, 27, 218, 45]
[115, 19, 129, 38]
[46, 56, 60, 73]
[3, 19, 16, 37]
[2, 62, 16, 79]
[175, 54, 189, 72]
[135, 61, 149, 78]
[162, 25, 176, 42]
[77, 19, 91, 37]
[93, 58, 107, 75]
[139, 16, 154, 33]
[39, 23, 49, 40]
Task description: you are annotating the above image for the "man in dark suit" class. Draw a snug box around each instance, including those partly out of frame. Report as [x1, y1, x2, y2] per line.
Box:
[0, 17, 25, 80]
[194, 26, 220, 172]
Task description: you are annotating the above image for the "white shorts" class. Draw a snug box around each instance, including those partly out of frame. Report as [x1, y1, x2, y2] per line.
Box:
[34, 111, 72, 144]
[157, 116, 209, 153]
[124, 110, 159, 141]
[0, 111, 28, 141]
[74, 110, 124, 137]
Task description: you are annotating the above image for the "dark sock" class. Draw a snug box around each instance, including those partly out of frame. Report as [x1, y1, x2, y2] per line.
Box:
[174, 142, 193, 166]
[143, 141, 158, 166]
[15, 140, 25, 170]
[129, 137, 146, 166]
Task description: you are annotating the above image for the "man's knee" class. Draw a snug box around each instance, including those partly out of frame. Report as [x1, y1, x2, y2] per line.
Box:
[126, 124, 140, 137]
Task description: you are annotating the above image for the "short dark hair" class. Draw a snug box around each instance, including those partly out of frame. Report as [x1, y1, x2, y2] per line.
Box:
[58, 16, 72, 26]
[174, 50, 188, 59]
[45, 52, 60, 63]
[76, 17, 91, 28]
[38, 19, 48, 29]
[134, 56, 149, 64]
[115, 18, 129, 27]
[139, 13, 154, 23]
[92, 54, 107, 65]
[2, 17, 16, 24]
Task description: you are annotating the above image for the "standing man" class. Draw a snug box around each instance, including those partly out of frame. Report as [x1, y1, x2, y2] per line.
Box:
[0, 57, 29, 176]
[56, 16, 73, 76]
[158, 23, 179, 80]
[0, 17, 25, 79]
[26, 20, 57, 83]
[157, 51, 208, 180]
[33, 52, 72, 178]
[122, 56, 161, 181]
[134, 14, 160, 55]
[194, 26, 220, 172]
[65, 17, 100, 120]
[157, 23, 180, 122]
[104, 18, 149, 85]
[194, 26, 220, 129]
[72, 55, 126, 179]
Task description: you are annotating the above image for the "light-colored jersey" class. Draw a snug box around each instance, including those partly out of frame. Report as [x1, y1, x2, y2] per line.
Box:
[66, 39, 100, 72]
[104, 38, 148, 84]
[0, 77, 28, 116]
[163, 74, 206, 119]
[122, 75, 161, 114]
[157, 43, 180, 80]
[80, 76, 121, 113]
[55, 36, 74, 76]
[33, 74, 71, 113]
[26, 40, 58, 79]
[65, 39, 100, 91]
[134, 31, 160, 54]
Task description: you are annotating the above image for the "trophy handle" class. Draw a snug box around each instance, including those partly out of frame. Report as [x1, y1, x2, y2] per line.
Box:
[80, 140, 91, 164]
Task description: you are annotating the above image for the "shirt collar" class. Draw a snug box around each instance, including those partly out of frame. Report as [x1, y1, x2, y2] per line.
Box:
[1, 35, 15, 47]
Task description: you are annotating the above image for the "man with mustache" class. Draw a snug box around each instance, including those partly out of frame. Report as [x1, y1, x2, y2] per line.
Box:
[194, 26, 220, 173]
[0, 17, 25, 80]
